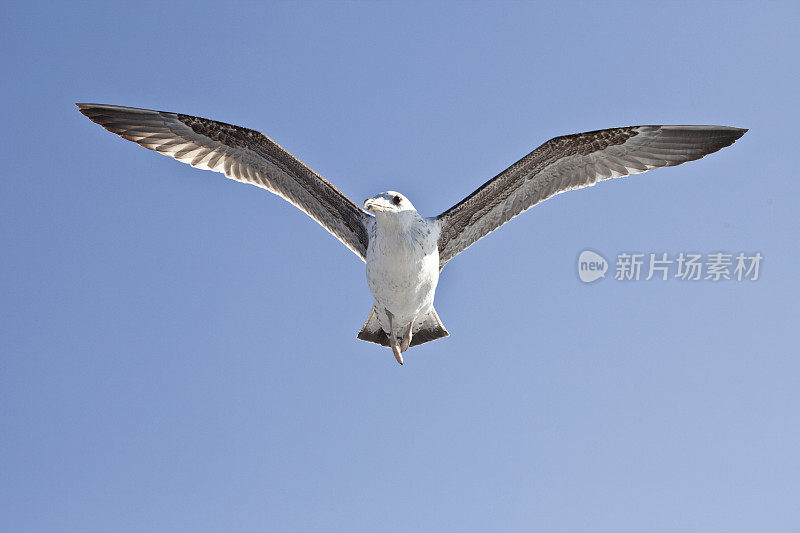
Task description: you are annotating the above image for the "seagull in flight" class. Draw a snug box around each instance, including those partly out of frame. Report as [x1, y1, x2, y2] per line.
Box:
[77, 103, 746, 364]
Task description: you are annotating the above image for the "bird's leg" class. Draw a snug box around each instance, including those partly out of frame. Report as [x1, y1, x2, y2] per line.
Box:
[385, 309, 403, 365]
[400, 322, 413, 353]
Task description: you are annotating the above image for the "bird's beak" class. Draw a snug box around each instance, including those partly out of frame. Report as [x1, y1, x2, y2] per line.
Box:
[364, 198, 388, 212]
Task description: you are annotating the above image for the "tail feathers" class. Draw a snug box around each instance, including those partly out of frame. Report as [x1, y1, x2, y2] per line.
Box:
[357, 307, 390, 347]
[410, 308, 449, 347]
[357, 307, 449, 348]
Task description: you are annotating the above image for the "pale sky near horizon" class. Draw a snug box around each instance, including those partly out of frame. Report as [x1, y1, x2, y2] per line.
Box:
[2, 2, 799, 531]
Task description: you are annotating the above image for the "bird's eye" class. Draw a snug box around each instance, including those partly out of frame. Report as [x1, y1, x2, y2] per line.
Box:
[392, 195, 402, 205]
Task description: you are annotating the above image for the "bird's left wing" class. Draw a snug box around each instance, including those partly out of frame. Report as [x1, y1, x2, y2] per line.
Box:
[77, 103, 372, 261]
[436, 125, 746, 269]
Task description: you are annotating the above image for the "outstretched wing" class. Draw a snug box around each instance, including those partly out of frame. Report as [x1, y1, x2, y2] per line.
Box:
[436, 125, 746, 268]
[77, 103, 372, 261]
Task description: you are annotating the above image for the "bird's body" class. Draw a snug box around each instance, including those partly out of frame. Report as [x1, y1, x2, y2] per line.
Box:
[77, 103, 747, 364]
[366, 217, 439, 334]
[364, 193, 441, 362]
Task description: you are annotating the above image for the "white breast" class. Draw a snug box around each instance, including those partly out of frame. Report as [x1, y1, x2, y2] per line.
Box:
[366, 217, 440, 332]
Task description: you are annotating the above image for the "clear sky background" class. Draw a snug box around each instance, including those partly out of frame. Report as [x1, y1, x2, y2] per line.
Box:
[2, 1, 798, 531]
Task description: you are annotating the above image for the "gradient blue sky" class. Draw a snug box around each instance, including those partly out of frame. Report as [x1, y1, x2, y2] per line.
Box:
[2, 2, 798, 531]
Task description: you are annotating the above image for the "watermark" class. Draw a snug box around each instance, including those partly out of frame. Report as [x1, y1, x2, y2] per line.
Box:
[577, 250, 608, 283]
[578, 250, 762, 283]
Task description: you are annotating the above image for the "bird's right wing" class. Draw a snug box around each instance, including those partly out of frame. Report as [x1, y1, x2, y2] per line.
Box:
[78, 103, 372, 261]
[436, 125, 747, 269]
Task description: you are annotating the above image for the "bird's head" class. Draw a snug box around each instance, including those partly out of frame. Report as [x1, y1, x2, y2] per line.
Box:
[364, 191, 418, 217]
[364, 191, 422, 231]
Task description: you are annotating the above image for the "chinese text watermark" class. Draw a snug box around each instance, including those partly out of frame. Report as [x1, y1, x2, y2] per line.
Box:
[578, 251, 762, 283]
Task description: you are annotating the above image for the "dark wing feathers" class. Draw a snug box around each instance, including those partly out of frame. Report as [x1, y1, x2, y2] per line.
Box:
[77, 103, 371, 260]
[436, 125, 746, 268]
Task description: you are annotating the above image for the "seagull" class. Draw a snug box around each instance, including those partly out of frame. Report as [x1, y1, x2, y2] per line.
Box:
[77, 103, 746, 364]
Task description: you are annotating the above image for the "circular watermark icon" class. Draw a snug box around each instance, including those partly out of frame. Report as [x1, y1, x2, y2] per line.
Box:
[577, 250, 608, 283]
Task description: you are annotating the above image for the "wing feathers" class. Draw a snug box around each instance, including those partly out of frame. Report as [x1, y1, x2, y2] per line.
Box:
[436, 125, 746, 268]
[77, 103, 371, 260]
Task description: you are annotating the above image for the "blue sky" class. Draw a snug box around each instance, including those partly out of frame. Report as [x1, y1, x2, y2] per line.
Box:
[1, 1, 798, 531]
